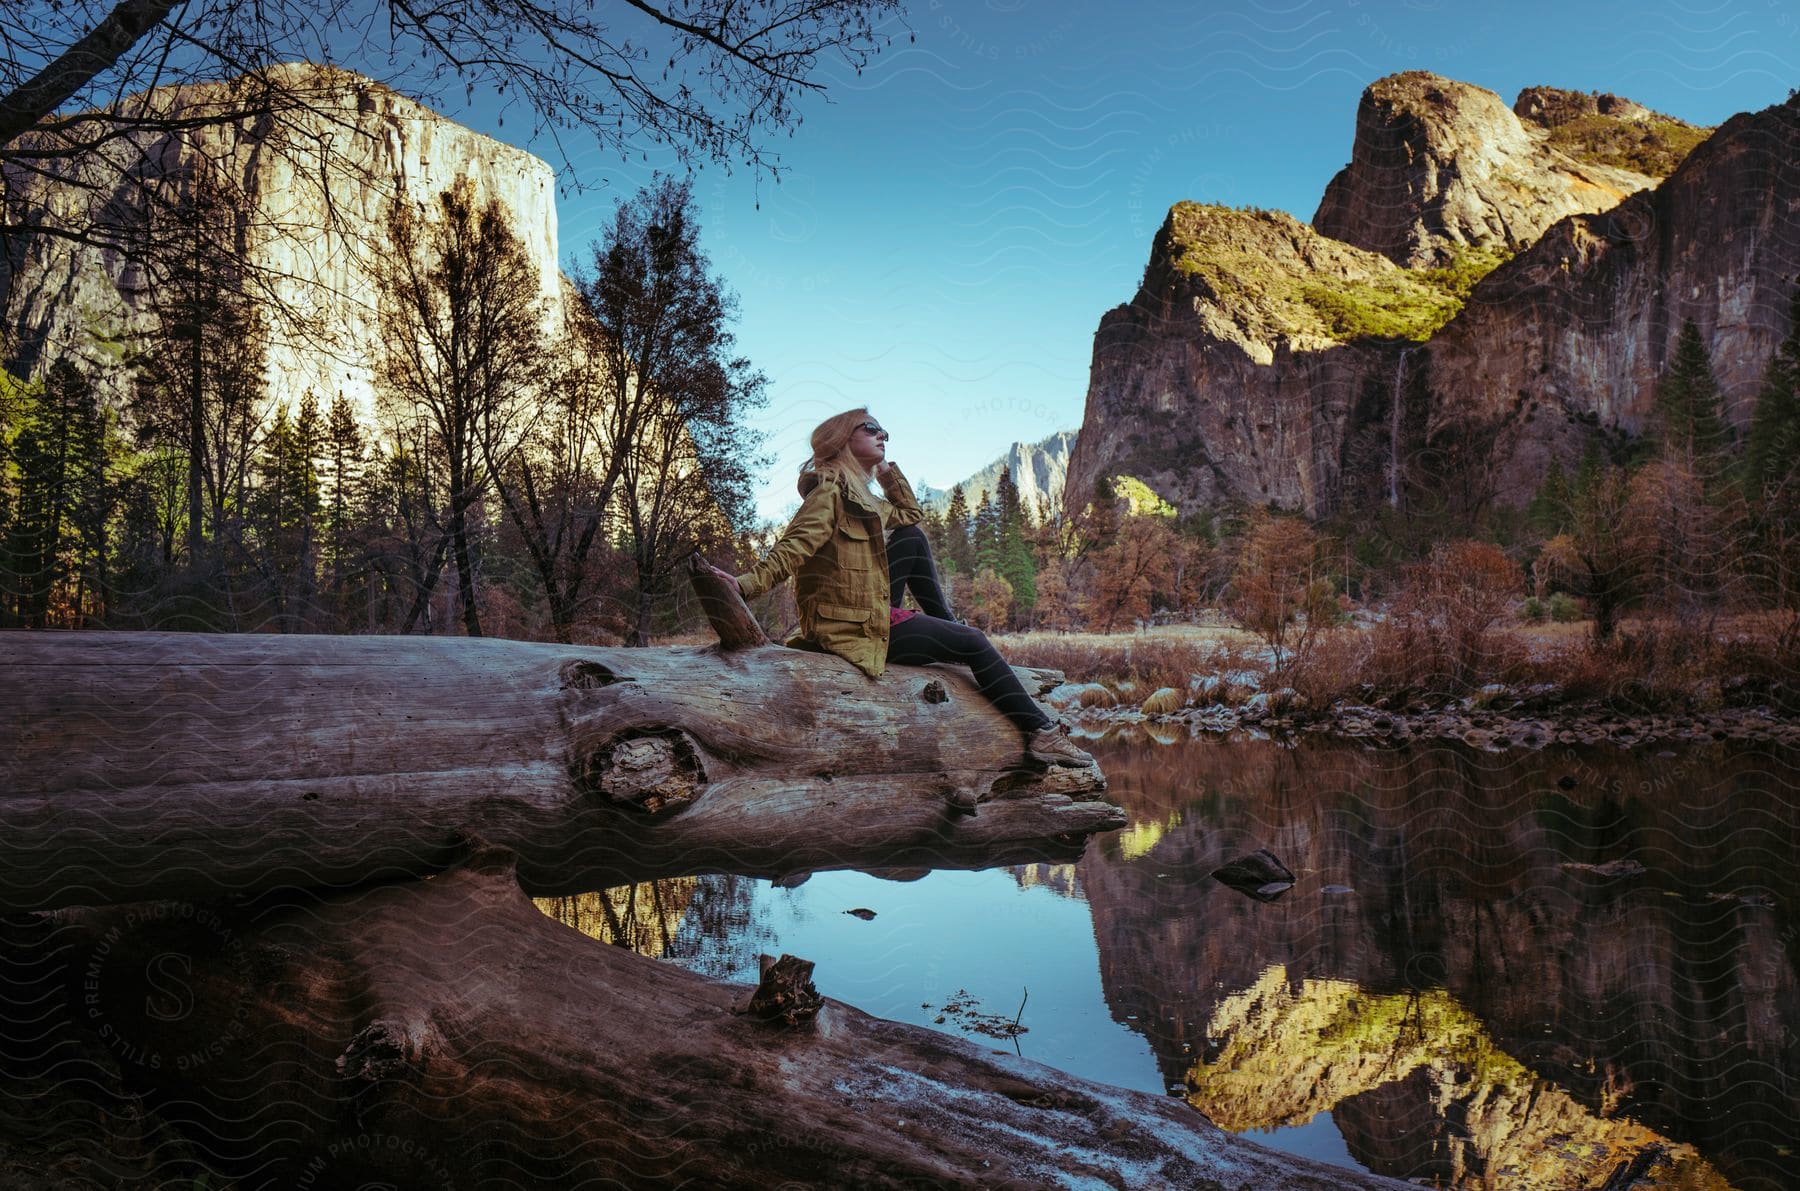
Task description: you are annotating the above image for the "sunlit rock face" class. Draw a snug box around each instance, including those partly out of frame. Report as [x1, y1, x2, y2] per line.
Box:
[1313, 72, 1658, 268]
[1077, 738, 1800, 1189]
[1186, 966, 1728, 1189]
[1, 63, 563, 412]
[1062, 204, 1410, 518]
[1068, 77, 1792, 520]
[1422, 94, 1800, 502]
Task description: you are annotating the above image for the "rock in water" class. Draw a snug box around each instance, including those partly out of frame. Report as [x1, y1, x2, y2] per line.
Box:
[1212, 849, 1297, 902]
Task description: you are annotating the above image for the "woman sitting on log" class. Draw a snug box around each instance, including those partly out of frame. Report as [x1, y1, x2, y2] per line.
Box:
[703, 408, 1093, 770]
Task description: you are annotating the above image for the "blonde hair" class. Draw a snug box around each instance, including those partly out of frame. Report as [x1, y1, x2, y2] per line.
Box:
[797, 407, 876, 498]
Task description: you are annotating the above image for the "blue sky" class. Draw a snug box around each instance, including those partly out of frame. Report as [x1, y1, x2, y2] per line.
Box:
[448, 0, 1797, 521]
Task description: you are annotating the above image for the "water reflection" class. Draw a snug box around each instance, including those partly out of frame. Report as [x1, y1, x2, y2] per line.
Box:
[536, 734, 1800, 1189]
[1088, 732, 1798, 1190]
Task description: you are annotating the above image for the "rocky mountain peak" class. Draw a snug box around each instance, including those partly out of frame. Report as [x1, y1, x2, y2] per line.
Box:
[1514, 85, 1652, 128]
[917, 430, 1077, 516]
[1513, 85, 1712, 179]
[1313, 70, 1659, 268]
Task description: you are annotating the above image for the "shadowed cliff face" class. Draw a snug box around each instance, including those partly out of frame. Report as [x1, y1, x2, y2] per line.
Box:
[1077, 735, 1800, 1190]
[1063, 204, 1415, 518]
[1422, 95, 1800, 503]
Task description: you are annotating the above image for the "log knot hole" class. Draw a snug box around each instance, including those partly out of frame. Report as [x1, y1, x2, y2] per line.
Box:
[337, 1019, 423, 1083]
[747, 954, 822, 1027]
[561, 660, 631, 689]
[920, 679, 949, 704]
[577, 728, 706, 815]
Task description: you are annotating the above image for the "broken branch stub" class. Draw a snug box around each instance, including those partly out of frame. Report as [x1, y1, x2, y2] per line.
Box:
[687, 553, 768, 649]
[747, 953, 823, 1026]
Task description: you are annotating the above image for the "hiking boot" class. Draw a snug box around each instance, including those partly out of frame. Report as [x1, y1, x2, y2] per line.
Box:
[1026, 724, 1094, 768]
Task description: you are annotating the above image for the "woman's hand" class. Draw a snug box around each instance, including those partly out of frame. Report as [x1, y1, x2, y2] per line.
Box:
[873, 460, 895, 481]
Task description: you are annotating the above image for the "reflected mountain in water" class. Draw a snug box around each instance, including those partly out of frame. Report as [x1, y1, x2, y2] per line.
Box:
[1082, 734, 1800, 1189]
[1192, 964, 1727, 1187]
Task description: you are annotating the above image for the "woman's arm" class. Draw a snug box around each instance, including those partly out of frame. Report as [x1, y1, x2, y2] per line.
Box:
[875, 463, 925, 529]
[734, 483, 840, 599]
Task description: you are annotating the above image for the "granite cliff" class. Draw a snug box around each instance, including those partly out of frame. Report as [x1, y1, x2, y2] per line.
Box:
[1, 63, 564, 411]
[1313, 72, 1669, 268]
[1066, 72, 1778, 522]
[1424, 93, 1800, 501]
[917, 429, 1077, 516]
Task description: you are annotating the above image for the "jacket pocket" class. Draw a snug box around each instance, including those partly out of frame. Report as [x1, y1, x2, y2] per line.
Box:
[815, 602, 871, 623]
[837, 518, 872, 540]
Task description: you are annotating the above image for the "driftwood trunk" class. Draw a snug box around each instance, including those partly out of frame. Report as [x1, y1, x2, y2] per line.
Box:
[39, 846, 1407, 1190]
[0, 631, 1117, 912]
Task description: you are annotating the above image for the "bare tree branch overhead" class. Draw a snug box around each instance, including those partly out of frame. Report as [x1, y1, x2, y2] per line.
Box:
[1, 0, 901, 175]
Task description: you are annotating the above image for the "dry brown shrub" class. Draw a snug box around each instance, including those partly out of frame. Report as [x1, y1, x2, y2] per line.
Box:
[1371, 540, 1524, 696]
[1230, 513, 1334, 672]
[1284, 629, 1373, 708]
[1141, 687, 1183, 715]
[1001, 635, 1255, 697]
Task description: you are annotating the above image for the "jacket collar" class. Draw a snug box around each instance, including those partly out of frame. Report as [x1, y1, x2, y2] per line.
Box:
[821, 464, 882, 516]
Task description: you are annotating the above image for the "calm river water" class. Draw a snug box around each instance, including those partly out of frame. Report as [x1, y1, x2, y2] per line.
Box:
[539, 731, 1800, 1189]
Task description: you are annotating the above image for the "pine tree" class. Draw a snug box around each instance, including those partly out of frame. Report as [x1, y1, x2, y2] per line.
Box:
[972, 490, 1003, 573]
[1083, 476, 1122, 554]
[943, 485, 974, 574]
[993, 467, 1035, 612]
[1747, 281, 1800, 498]
[1654, 319, 1730, 463]
[1745, 278, 1800, 617]
[323, 392, 366, 617]
[1527, 459, 1573, 535]
[4, 359, 108, 627]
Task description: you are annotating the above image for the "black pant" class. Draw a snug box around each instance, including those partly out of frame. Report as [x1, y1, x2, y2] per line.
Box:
[885, 526, 1048, 733]
[887, 524, 956, 620]
[888, 615, 1050, 733]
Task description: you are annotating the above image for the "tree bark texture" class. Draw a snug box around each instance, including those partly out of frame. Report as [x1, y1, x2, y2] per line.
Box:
[687, 553, 769, 649]
[37, 848, 1409, 1190]
[0, 631, 1120, 912]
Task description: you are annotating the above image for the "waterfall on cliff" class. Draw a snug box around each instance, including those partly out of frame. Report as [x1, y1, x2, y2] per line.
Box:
[1389, 348, 1412, 510]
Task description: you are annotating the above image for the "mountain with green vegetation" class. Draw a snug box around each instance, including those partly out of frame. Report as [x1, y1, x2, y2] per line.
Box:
[1515, 85, 1713, 177]
[1066, 73, 1797, 525]
[1165, 202, 1507, 346]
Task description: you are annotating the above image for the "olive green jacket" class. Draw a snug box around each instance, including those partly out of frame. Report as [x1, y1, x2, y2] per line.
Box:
[736, 464, 924, 677]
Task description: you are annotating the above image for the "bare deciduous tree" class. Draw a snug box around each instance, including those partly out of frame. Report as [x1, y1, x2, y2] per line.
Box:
[372, 178, 547, 637]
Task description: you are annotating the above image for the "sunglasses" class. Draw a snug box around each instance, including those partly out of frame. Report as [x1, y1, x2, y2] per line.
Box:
[857, 421, 889, 438]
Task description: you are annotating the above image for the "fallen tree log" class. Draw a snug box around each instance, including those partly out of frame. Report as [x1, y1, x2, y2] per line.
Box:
[0, 631, 1119, 912]
[43, 845, 1409, 1190]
